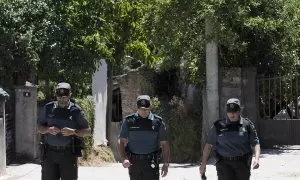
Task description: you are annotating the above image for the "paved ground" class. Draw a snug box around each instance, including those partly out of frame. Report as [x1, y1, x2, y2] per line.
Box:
[1, 148, 300, 180]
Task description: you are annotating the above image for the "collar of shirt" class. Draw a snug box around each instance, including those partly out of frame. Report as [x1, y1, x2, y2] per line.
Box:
[53, 101, 73, 109]
[134, 112, 154, 120]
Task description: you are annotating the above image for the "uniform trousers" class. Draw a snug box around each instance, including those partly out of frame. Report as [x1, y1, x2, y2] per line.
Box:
[42, 149, 78, 180]
[128, 159, 159, 180]
[216, 159, 251, 180]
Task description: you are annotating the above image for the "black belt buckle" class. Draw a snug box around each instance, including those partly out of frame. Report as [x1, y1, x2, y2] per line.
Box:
[48, 145, 71, 151]
[222, 154, 248, 161]
[134, 154, 151, 160]
[131, 153, 155, 161]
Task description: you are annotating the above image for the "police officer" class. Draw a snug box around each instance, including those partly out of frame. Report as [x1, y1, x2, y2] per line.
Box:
[118, 95, 170, 180]
[37, 82, 91, 180]
[199, 98, 260, 180]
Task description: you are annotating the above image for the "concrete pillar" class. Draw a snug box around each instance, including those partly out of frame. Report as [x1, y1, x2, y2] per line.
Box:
[15, 86, 38, 160]
[92, 59, 108, 146]
[0, 102, 6, 176]
[203, 18, 219, 147]
[241, 67, 258, 125]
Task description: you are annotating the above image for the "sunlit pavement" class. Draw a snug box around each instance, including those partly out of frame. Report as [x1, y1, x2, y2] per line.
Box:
[2, 148, 300, 180]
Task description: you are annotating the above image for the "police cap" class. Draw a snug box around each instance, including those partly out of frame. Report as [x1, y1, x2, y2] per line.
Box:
[137, 95, 151, 109]
[226, 98, 240, 112]
[56, 82, 71, 96]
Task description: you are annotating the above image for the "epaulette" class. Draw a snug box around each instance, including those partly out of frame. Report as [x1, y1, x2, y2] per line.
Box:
[72, 103, 83, 111]
[45, 101, 55, 107]
[153, 114, 163, 121]
[243, 118, 250, 121]
[125, 113, 136, 119]
[213, 118, 226, 125]
[242, 118, 254, 127]
[243, 118, 252, 124]
[124, 113, 137, 121]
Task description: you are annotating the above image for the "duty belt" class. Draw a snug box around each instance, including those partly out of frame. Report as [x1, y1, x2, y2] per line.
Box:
[47, 144, 72, 151]
[129, 152, 159, 161]
[218, 153, 251, 161]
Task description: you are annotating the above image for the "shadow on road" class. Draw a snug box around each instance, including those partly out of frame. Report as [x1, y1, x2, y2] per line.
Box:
[259, 145, 300, 158]
[171, 163, 199, 168]
[8, 156, 40, 166]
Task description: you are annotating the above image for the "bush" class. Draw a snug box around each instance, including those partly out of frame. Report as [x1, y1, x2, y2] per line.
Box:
[75, 96, 95, 160]
[152, 96, 200, 163]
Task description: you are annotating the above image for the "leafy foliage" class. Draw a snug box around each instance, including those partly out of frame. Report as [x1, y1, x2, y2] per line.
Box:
[152, 96, 200, 162]
[0, 0, 160, 95]
[0, 0, 53, 86]
[147, 0, 300, 85]
[75, 96, 95, 160]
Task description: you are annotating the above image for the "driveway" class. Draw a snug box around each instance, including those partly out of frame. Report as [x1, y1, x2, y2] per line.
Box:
[1, 148, 300, 180]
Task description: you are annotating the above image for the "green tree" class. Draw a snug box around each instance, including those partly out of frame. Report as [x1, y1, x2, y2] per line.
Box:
[0, 0, 53, 86]
[148, 0, 300, 84]
[0, 0, 161, 96]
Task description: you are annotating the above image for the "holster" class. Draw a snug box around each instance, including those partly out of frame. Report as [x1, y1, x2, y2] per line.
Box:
[246, 153, 253, 167]
[155, 148, 162, 162]
[72, 136, 85, 157]
[39, 135, 47, 164]
[213, 150, 220, 164]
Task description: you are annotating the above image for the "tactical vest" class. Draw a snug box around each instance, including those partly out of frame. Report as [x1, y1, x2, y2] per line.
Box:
[125, 114, 162, 152]
[126, 114, 162, 132]
[43, 102, 85, 152]
[214, 118, 251, 136]
[45, 102, 81, 124]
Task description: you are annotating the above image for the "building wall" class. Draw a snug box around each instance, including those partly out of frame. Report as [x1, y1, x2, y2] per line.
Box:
[110, 66, 155, 161]
[219, 67, 258, 123]
[113, 66, 155, 119]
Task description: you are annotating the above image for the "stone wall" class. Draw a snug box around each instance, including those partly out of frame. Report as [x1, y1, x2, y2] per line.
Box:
[203, 67, 258, 149]
[219, 67, 257, 123]
[113, 66, 155, 118]
[219, 67, 242, 116]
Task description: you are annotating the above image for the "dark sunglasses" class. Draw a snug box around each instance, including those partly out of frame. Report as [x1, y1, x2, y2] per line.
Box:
[226, 103, 240, 112]
[56, 88, 70, 97]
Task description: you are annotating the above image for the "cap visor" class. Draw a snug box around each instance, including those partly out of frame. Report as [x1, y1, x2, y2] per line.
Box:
[139, 107, 150, 109]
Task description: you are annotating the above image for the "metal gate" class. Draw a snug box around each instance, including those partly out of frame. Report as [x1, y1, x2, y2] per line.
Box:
[257, 74, 300, 147]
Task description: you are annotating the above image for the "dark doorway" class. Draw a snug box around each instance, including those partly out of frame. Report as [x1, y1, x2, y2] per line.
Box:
[112, 88, 122, 122]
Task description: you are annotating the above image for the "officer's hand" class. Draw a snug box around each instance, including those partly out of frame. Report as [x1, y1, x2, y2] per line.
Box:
[252, 159, 260, 169]
[161, 164, 168, 177]
[122, 159, 131, 168]
[48, 126, 60, 135]
[61, 127, 76, 136]
[199, 164, 206, 176]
